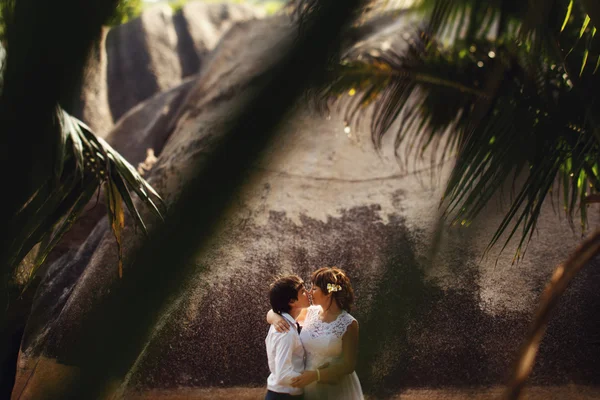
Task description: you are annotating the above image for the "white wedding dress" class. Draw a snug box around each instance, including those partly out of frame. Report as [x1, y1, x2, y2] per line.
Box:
[300, 305, 364, 400]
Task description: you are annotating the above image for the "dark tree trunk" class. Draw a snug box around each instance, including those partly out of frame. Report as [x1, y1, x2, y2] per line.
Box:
[0, 0, 120, 397]
[0, 283, 38, 399]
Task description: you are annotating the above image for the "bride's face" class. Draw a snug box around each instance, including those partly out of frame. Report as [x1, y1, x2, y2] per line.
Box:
[310, 284, 329, 307]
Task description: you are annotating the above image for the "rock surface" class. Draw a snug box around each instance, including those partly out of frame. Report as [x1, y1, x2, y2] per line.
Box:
[13, 14, 600, 400]
[105, 76, 196, 167]
[72, 2, 262, 136]
[37, 76, 196, 278]
[38, 1, 261, 278]
[72, 27, 114, 137]
[106, 2, 262, 123]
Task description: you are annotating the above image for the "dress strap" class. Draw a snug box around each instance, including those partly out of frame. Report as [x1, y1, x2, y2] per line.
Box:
[330, 311, 356, 338]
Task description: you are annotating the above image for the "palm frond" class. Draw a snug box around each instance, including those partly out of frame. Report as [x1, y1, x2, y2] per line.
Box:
[556, 1, 600, 80]
[581, 0, 600, 30]
[410, 0, 525, 43]
[429, 43, 599, 258]
[7, 107, 166, 288]
[314, 33, 494, 163]
[19, 176, 99, 294]
[310, 24, 600, 258]
[106, 177, 125, 279]
[411, 0, 597, 75]
[289, 0, 378, 27]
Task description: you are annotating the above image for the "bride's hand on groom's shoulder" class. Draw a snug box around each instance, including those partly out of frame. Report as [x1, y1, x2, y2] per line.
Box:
[290, 370, 318, 388]
[273, 319, 290, 333]
[268, 311, 290, 333]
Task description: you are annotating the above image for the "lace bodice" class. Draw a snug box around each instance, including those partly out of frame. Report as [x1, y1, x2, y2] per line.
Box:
[299, 306, 356, 369]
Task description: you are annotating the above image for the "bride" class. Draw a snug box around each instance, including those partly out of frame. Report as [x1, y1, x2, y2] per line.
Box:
[268, 267, 364, 400]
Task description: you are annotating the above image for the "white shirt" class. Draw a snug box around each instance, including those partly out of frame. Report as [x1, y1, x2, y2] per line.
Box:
[265, 312, 305, 395]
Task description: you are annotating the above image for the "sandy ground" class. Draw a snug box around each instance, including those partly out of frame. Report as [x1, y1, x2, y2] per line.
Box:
[126, 385, 600, 399]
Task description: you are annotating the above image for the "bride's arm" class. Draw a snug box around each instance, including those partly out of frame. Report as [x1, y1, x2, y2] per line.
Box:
[291, 320, 359, 387]
[267, 308, 309, 332]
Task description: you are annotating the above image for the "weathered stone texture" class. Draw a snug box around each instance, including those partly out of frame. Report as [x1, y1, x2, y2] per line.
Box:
[13, 13, 600, 400]
[106, 2, 262, 122]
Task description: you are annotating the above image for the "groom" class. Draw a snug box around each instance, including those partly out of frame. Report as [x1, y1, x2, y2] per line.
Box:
[265, 275, 310, 399]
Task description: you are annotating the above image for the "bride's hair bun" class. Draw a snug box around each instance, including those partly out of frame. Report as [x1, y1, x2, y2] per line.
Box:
[311, 267, 355, 311]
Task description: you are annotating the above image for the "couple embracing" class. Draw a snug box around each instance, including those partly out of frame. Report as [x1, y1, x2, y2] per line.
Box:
[265, 267, 364, 400]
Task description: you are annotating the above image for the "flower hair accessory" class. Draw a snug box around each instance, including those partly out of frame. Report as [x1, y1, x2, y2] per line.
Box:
[327, 283, 342, 293]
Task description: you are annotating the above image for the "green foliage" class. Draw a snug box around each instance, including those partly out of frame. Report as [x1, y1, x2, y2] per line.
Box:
[311, 0, 600, 259]
[107, 0, 143, 26]
[10, 107, 166, 291]
[168, 0, 187, 13]
[263, 1, 285, 15]
[0, 0, 12, 42]
[167, 0, 284, 17]
[0, 0, 164, 285]
[156, 0, 286, 16]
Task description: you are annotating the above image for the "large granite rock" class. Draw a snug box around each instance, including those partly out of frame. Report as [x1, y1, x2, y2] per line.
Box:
[72, 2, 262, 137]
[105, 76, 196, 168]
[106, 5, 182, 123]
[41, 1, 259, 275]
[72, 27, 114, 137]
[176, 1, 260, 77]
[106, 2, 263, 123]
[37, 76, 196, 280]
[13, 14, 600, 400]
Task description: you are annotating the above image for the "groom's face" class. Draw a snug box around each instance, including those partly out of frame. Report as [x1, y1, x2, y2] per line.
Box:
[290, 284, 310, 309]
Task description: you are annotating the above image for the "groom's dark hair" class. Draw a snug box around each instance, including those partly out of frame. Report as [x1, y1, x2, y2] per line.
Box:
[269, 275, 304, 314]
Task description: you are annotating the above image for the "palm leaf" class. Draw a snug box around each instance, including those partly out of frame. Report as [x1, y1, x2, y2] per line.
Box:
[31, 179, 98, 270]
[110, 172, 148, 235]
[310, 24, 600, 258]
[54, 107, 69, 183]
[8, 172, 79, 269]
[20, 177, 99, 294]
[80, 125, 166, 219]
[105, 177, 125, 278]
[505, 227, 600, 399]
[61, 108, 86, 178]
[580, 14, 591, 37]
[581, 0, 600, 31]
[316, 34, 493, 163]
[75, 115, 166, 221]
[411, 0, 525, 43]
[561, 0, 574, 32]
[9, 107, 166, 286]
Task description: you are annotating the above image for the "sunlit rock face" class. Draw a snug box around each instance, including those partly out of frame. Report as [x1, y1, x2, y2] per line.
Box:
[15, 14, 600, 399]
[106, 2, 262, 123]
[72, 2, 261, 139]
[72, 27, 114, 137]
[26, 1, 261, 302]
[31, 77, 196, 283]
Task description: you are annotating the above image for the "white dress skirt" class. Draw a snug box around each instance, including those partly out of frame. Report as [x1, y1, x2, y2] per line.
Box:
[299, 306, 364, 400]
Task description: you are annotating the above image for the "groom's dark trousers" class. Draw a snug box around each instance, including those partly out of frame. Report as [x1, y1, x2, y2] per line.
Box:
[265, 390, 304, 400]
